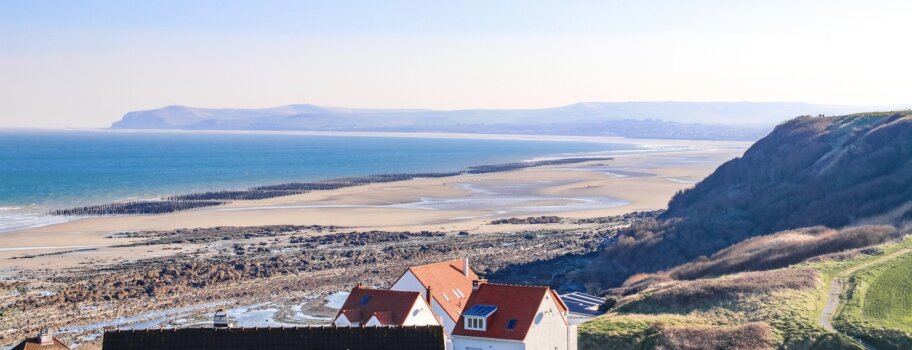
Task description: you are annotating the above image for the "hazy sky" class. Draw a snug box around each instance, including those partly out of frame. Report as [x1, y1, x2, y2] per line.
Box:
[2, 0, 911, 127]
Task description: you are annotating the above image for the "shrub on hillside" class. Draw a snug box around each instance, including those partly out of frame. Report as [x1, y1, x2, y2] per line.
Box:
[644, 322, 776, 350]
[667, 225, 902, 280]
[621, 269, 819, 313]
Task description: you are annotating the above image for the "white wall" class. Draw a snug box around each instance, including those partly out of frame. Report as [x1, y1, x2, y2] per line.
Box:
[333, 314, 355, 327]
[522, 293, 570, 350]
[432, 298, 457, 334]
[567, 325, 578, 350]
[452, 336, 525, 350]
[365, 315, 382, 327]
[391, 271, 457, 334]
[403, 298, 441, 326]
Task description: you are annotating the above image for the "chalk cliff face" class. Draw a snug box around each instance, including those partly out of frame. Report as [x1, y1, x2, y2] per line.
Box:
[110, 102, 890, 141]
[584, 112, 912, 287]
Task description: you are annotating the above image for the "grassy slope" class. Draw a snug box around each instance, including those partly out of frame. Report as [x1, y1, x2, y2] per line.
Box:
[579, 271, 860, 349]
[579, 237, 912, 350]
[832, 239, 912, 349]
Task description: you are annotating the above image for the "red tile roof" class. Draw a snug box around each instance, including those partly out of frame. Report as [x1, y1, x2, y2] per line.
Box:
[550, 289, 569, 313]
[10, 336, 70, 350]
[396, 258, 477, 322]
[334, 286, 421, 326]
[451, 283, 564, 341]
[371, 311, 394, 326]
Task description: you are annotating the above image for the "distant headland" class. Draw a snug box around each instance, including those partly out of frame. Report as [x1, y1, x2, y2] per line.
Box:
[110, 101, 900, 141]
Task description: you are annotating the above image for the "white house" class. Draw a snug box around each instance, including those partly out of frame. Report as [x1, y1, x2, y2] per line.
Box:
[451, 282, 576, 350]
[333, 283, 439, 327]
[390, 258, 477, 334]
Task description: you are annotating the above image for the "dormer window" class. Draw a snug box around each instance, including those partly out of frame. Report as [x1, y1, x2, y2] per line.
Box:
[463, 304, 498, 331]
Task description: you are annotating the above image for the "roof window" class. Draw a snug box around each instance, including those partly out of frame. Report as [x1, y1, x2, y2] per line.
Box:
[506, 319, 517, 330]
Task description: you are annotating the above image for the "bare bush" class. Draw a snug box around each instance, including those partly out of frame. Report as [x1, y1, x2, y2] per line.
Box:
[649, 322, 776, 350]
[668, 225, 901, 280]
[627, 269, 818, 311]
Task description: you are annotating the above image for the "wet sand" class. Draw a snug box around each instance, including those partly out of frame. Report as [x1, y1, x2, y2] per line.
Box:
[0, 141, 748, 271]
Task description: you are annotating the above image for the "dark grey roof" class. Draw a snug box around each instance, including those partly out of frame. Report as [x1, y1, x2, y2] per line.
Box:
[560, 292, 605, 316]
[102, 326, 444, 350]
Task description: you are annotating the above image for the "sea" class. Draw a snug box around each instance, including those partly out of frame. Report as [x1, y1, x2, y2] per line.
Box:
[0, 129, 649, 233]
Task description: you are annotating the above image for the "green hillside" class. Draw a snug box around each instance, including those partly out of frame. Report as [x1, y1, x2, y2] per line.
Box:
[579, 236, 912, 350]
[580, 112, 912, 289]
[573, 112, 912, 348]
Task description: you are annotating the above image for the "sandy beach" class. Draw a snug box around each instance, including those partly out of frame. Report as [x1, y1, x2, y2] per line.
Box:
[0, 140, 748, 271]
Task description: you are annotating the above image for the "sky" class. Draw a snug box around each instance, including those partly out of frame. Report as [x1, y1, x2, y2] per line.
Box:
[1, 0, 911, 128]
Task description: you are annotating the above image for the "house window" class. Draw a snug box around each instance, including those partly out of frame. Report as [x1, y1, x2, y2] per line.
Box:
[465, 316, 485, 331]
[506, 319, 517, 330]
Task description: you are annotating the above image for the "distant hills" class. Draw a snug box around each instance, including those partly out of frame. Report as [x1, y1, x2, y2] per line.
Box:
[581, 111, 912, 288]
[110, 102, 898, 141]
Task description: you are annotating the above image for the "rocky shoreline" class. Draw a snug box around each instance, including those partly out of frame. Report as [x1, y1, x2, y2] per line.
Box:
[0, 210, 650, 346]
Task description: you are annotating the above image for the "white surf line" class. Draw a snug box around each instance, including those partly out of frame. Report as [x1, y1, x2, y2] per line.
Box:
[0, 245, 101, 252]
[665, 177, 699, 184]
[215, 204, 384, 211]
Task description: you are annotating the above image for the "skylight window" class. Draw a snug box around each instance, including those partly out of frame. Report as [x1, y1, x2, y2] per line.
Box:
[359, 295, 372, 305]
[506, 319, 517, 330]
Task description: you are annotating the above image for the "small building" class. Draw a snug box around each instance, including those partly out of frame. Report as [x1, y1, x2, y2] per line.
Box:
[333, 283, 439, 327]
[559, 291, 608, 326]
[10, 329, 70, 350]
[102, 326, 445, 350]
[390, 258, 477, 334]
[559, 291, 606, 316]
[451, 282, 576, 350]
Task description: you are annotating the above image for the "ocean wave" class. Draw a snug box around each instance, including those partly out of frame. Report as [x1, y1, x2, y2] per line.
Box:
[0, 209, 77, 234]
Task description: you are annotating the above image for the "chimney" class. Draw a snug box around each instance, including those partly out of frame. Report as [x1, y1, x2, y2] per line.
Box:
[426, 285, 433, 305]
[213, 308, 230, 329]
[463, 257, 470, 277]
[356, 282, 364, 289]
[472, 279, 487, 291]
[39, 328, 54, 345]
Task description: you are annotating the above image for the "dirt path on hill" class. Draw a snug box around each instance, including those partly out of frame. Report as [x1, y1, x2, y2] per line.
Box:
[819, 248, 911, 350]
